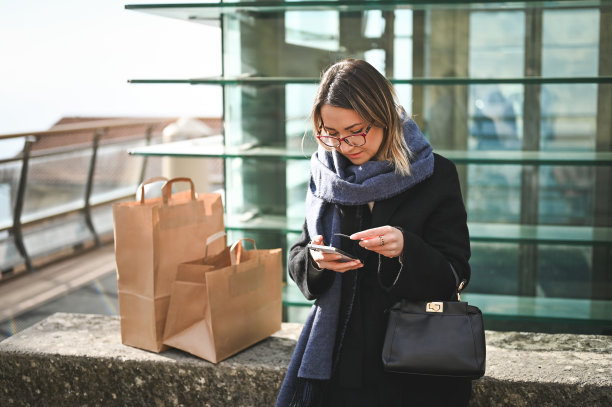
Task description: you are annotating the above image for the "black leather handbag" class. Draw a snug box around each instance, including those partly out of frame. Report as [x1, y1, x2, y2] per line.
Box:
[381, 280, 486, 379]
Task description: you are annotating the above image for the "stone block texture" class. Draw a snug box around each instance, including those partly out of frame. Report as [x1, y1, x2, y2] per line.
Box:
[1, 313, 611, 406]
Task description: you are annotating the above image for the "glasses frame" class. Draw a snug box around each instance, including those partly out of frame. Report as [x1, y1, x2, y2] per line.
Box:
[316, 121, 373, 148]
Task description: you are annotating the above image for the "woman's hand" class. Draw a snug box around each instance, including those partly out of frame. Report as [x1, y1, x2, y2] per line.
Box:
[308, 235, 362, 273]
[350, 226, 404, 258]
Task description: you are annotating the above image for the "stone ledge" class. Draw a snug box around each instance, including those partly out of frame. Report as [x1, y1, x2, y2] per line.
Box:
[0, 313, 611, 407]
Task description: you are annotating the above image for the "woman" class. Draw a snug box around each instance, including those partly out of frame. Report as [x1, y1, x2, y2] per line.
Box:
[277, 59, 472, 407]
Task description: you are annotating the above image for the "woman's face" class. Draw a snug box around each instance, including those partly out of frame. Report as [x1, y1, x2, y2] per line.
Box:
[319, 104, 384, 166]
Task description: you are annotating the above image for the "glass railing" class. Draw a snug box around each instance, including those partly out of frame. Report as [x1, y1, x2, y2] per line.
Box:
[125, 1, 609, 21]
[123, 0, 612, 326]
[0, 118, 171, 277]
[129, 138, 612, 165]
[128, 76, 612, 85]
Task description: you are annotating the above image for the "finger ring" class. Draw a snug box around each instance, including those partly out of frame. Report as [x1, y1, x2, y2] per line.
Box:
[379, 235, 385, 247]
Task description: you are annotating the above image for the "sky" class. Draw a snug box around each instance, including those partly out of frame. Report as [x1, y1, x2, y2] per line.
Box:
[0, 0, 222, 135]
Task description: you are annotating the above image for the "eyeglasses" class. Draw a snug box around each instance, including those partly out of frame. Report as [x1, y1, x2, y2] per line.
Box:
[316, 121, 373, 148]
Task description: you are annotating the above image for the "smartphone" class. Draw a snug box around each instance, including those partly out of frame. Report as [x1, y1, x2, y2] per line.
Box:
[306, 244, 359, 262]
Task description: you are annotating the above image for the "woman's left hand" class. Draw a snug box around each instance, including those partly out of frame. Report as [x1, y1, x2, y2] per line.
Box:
[350, 226, 404, 258]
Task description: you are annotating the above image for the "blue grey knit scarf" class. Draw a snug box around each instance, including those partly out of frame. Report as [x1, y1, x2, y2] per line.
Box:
[276, 117, 434, 407]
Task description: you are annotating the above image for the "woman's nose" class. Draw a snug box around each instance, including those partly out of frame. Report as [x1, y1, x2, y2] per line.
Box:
[338, 140, 356, 153]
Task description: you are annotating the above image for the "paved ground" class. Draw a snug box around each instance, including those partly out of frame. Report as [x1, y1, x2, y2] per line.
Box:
[0, 245, 118, 341]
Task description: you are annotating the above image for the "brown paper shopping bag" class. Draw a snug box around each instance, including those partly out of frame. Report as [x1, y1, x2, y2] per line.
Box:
[113, 177, 225, 352]
[163, 238, 283, 363]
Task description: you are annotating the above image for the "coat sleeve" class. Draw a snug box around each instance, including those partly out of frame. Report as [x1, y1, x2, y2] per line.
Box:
[288, 220, 336, 300]
[378, 158, 471, 301]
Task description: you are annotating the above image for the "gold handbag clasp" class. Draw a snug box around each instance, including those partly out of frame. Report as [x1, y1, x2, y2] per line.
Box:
[426, 302, 443, 312]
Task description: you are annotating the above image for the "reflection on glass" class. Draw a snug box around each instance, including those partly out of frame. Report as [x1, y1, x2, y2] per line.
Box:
[470, 85, 521, 150]
[23, 213, 93, 258]
[542, 10, 599, 78]
[223, 15, 242, 77]
[465, 164, 522, 223]
[364, 49, 386, 75]
[214, 3, 609, 304]
[0, 161, 21, 228]
[0, 184, 10, 226]
[285, 84, 318, 151]
[466, 11, 525, 224]
[537, 245, 593, 298]
[226, 158, 245, 214]
[539, 165, 595, 226]
[469, 242, 519, 295]
[469, 11, 524, 78]
[23, 152, 89, 218]
[538, 10, 599, 227]
[540, 9, 599, 151]
[393, 10, 413, 111]
[0, 234, 25, 270]
[286, 11, 339, 51]
[364, 10, 385, 39]
[286, 160, 310, 221]
[92, 142, 148, 201]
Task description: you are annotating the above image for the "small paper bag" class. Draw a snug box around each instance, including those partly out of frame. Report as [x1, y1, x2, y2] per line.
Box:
[163, 239, 283, 363]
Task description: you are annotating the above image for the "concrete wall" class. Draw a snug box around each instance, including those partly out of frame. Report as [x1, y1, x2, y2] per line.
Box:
[0, 313, 611, 406]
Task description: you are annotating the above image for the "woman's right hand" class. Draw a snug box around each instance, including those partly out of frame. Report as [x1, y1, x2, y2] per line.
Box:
[308, 235, 362, 273]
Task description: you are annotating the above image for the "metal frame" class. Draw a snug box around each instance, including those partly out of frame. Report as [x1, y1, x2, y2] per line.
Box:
[0, 119, 170, 275]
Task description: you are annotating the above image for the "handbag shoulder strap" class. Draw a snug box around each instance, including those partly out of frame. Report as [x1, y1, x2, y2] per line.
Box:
[378, 259, 467, 301]
[450, 263, 468, 301]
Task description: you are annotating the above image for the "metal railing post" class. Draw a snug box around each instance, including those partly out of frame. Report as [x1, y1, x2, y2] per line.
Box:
[83, 128, 104, 247]
[12, 136, 37, 272]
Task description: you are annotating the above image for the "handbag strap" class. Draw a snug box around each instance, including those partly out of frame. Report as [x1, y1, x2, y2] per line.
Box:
[378, 260, 467, 301]
[450, 263, 467, 301]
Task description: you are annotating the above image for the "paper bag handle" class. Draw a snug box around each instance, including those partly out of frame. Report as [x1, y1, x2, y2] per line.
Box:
[161, 177, 196, 204]
[229, 238, 257, 265]
[137, 176, 168, 204]
[203, 231, 227, 259]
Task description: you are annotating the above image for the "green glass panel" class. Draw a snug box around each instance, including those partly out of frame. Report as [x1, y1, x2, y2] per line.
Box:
[462, 292, 612, 323]
[285, 10, 339, 51]
[537, 245, 593, 298]
[469, 11, 525, 78]
[539, 84, 598, 151]
[538, 165, 596, 225]
[285, 84, 318, 150]
[468, 223, 612, 246]
[125, 1, 609, 22]
[542, 9, 599, 78]
[225, 212, 303, 234]
[283, 285, 314, 307]
[464, 164, 522, 223]
[223, 212, 612, 245]
[468, 242, 519, 295]
[126, 1, 612, 310]
[286, 160, 310, 221]
[284, 281, 612, 323]
[224, 159, 288, 214]
[540, 10, 599, 150]
[128, 76, 612, 85]
[128, 142, 612, 164]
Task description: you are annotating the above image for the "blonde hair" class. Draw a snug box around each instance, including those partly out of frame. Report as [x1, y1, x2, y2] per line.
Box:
[311, 58, 412, 175]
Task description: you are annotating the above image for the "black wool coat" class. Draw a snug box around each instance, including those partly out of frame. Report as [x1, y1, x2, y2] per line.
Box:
[288, 154, 473, 407]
